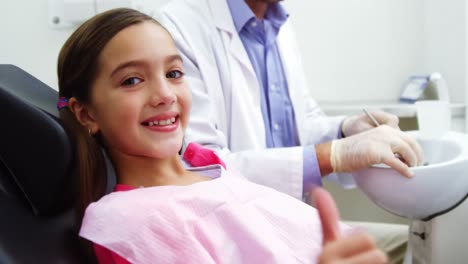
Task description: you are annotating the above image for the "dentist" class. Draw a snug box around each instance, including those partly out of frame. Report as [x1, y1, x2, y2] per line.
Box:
[158, 0, 423, 262]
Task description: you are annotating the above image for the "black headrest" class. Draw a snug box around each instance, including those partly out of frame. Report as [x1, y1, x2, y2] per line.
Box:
[0, 64, 74, 216]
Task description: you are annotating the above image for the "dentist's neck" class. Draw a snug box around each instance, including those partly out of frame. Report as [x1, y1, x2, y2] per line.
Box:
[245, 0, 269, 19]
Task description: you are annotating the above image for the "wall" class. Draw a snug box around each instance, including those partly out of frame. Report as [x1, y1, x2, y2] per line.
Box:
[285, 0, 426, 103]
[0, 0, 72, 90]
[422, 0, 467, 104]
[286, 0, 467, 105]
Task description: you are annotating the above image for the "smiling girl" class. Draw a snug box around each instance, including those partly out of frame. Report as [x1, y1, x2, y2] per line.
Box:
[57, 8, 386, 264]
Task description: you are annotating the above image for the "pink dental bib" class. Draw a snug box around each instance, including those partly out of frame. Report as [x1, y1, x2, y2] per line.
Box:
[80, 171, 348, 263]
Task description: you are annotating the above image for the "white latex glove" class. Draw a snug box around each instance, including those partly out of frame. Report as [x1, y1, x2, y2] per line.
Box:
[342, 110, 399, 137]
[331, 125, 424, 177]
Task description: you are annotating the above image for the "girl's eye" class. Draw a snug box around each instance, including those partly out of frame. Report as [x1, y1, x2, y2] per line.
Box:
[166, 70, 184, 79]
[121, 77, 142, 87]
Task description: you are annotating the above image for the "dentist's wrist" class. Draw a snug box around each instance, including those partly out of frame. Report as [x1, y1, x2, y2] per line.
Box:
[315, 141, 333, 176]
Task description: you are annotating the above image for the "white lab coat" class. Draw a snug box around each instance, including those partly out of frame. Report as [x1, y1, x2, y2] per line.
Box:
[157, 0, 345, 200]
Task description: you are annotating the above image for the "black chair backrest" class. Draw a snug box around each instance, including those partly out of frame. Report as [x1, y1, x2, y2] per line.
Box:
[0, 64, 88, 263]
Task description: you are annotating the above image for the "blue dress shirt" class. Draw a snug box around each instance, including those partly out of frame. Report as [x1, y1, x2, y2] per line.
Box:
[227, 0, 322, 187]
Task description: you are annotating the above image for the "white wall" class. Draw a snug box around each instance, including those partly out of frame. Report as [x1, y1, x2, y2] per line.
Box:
[422, 0, 467, 104]
[0, 0, 73, 90]
[285, 0, 467, 105]
[285, 0, 426, 103]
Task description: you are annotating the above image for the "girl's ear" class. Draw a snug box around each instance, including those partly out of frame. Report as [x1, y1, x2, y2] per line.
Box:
[68, 97, 99, 134]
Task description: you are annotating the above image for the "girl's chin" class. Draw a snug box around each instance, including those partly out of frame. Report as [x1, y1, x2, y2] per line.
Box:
[151, 144, 183, 158]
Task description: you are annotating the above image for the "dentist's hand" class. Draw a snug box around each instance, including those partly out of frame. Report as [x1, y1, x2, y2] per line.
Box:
[342, 110, 399, 137]
[331, 125, 424, 177]
[313, 188, 388, 264]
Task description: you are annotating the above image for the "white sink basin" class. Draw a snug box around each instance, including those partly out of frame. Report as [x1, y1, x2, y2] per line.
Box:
[352, 131, 468, 220]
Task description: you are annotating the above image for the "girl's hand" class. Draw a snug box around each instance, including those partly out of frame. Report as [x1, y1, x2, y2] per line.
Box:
[312, 188, 388, 264]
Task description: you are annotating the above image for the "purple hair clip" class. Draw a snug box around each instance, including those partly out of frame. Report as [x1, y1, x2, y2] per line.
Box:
[57, 96, 69, 110]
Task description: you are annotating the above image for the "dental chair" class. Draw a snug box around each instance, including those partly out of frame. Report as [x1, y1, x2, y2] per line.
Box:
[0, 64, 91, 263]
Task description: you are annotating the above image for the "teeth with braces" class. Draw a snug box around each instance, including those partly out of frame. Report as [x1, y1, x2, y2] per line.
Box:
[147, 117, 176, 126]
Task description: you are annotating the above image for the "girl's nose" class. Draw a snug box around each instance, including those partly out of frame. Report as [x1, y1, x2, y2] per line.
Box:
[149, 81, 176, 107]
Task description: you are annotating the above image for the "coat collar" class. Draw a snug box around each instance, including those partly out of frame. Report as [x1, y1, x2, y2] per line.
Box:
[209, 0, 236, 35]
[208, 0, 257, 84]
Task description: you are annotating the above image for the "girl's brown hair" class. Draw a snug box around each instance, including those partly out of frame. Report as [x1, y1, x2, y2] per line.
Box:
[57, 7, 159, 229]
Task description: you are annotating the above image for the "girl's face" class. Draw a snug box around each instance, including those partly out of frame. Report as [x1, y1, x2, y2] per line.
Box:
[87, 21, 191, 159]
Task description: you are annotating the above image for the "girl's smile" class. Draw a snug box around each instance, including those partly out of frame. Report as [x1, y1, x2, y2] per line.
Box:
[141, 112, 180, 132]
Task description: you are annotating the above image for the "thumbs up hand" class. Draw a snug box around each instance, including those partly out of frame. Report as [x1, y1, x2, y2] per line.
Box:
[312, 188, 388, 264]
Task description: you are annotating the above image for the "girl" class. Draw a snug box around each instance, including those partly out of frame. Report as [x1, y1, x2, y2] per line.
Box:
[57, 8, 386, 264]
